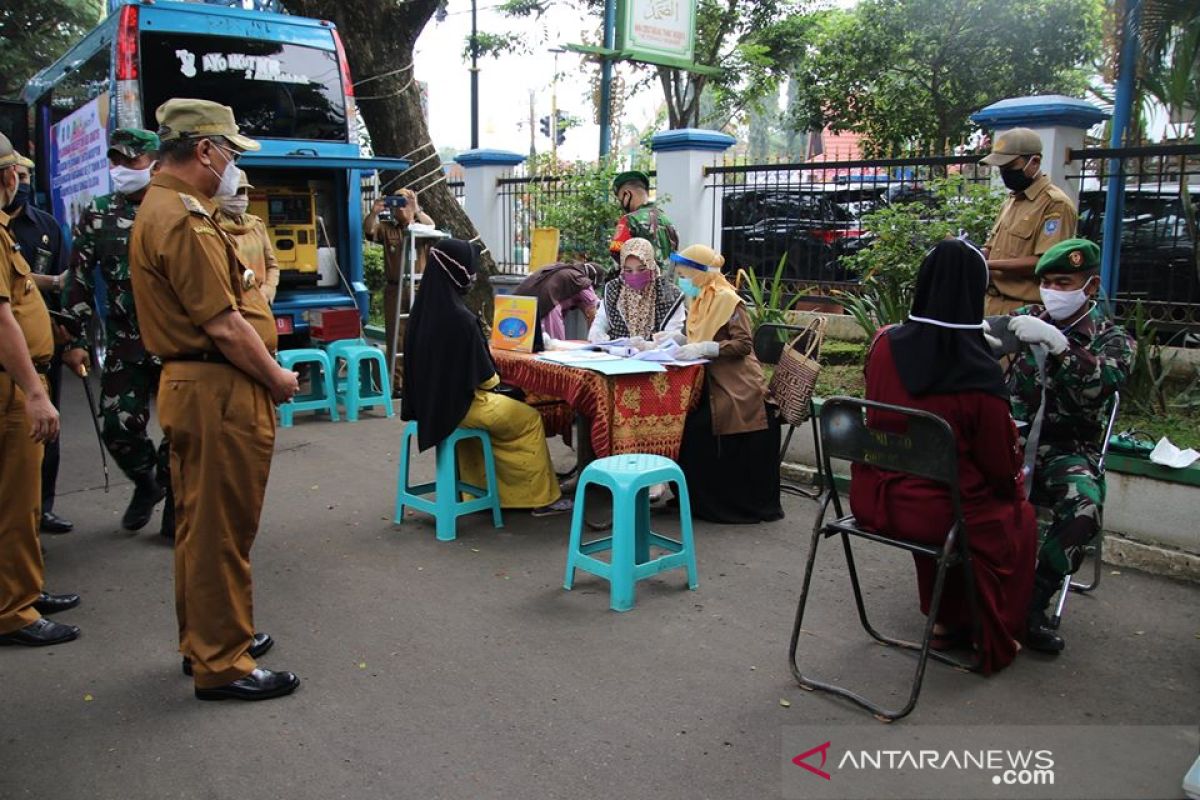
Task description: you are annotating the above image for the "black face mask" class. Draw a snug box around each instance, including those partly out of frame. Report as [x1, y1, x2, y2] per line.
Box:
[1000, 166, 1035, 193]
[4, 184, 30, 214]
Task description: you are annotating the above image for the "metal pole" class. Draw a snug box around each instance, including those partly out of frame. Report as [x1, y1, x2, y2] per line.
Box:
[528, 90, 536, 163]
[1099, 0, 1141, 299]
[598, 0, 616, 159]
[551, 50, 559, 163]
[470, 0, 479, 150]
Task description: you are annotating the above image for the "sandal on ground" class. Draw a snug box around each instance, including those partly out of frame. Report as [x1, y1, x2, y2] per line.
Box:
[531, 497, 574, 518]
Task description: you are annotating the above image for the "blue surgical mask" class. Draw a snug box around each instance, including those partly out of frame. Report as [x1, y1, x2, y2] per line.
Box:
[677, 277, 700, 298]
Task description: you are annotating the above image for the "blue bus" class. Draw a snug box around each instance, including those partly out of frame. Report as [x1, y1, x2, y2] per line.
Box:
[19, 0, 408, 346]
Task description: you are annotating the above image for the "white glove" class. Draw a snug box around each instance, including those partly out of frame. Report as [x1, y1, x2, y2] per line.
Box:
[628, 336, 654, 351]
[653, 330, 687, 347]
[676, 341, 719, 360]
[1009, 315, 1068, 355]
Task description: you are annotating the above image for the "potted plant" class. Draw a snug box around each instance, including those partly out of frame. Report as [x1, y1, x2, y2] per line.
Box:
[737, 254, 805, 364]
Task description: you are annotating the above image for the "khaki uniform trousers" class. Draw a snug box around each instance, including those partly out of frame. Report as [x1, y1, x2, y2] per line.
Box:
[158, 361, 276, 688]
[0, 373, 46, 634]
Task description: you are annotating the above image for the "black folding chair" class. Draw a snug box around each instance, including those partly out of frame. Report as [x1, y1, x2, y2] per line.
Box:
[1046, 391, 1120, 628]
[754, 322, 823, 499]
[788, 397, 983, 723]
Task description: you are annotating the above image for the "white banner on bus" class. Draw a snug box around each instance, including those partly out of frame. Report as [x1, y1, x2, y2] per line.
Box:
[50, 94, 112, 230]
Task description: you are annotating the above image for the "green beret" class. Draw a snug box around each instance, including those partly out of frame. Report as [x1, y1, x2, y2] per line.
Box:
[1035, 238, 1101, 276]
[612, 170, 650, 195]
[108, 128, 161, 159]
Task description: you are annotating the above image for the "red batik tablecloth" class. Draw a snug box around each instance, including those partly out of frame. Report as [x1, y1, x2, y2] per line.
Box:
[492, 348, 705, 459]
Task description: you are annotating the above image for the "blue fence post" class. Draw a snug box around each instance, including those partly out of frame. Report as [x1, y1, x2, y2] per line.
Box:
[1099, 0, 1142, 299]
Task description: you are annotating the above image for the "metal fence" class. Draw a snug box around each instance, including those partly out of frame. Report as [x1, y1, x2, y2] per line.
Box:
[495, 167, 655, 275]
[1068, 143, 1200, 333]
[704, 153, 994, 293]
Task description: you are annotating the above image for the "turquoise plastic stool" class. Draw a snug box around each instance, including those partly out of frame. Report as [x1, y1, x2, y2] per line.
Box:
[393, 421, 503, 541]
[328, 341, 394, 421]
[564, 454, 698, 612]
[277, 348, 338, 427]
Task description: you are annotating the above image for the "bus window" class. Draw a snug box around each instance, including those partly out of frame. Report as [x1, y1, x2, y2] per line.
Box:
[139, 32, 347, 142]
[50, 48, 111, 123]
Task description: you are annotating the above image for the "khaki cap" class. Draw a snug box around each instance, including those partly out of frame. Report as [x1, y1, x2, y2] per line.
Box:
[236, 168, 253, 190]
[155, 98, 261, 152]
[0, 133, 17, 168]
[981, 127, 1043, 166]
[15, 153, 34, 170]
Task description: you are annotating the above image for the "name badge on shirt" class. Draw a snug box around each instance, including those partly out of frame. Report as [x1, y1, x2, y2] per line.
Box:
[34, 247, 53, 275]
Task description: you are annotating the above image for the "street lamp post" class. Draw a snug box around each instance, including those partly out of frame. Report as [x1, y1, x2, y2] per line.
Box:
[470, 0, 480, 150]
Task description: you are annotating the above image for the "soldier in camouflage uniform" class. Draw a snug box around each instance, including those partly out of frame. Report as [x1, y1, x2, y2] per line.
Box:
[609, 171, 679, 279]
[61, 129, 173, 537]
[1000, 239, 1133, 653]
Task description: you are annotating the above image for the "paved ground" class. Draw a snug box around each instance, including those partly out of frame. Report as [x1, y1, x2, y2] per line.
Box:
[2, 376, 1197, 800]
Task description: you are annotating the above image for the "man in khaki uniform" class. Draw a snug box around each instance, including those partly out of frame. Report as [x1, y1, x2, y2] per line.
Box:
[980, 128, 1077, 316]
[0, 133, 81, 648]
[364, 187, 434, 389]
[129, 99, 300, 700]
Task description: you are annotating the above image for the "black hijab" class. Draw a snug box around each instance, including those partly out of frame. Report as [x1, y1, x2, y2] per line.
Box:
[513, 262, 600, 319]
[402, 238, 496, 451]
[887, 239, 1008, 399]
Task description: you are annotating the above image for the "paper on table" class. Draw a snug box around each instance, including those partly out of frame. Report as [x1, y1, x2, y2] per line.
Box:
[1148, 437, 1199, 469]
[538, 350, 622, 364]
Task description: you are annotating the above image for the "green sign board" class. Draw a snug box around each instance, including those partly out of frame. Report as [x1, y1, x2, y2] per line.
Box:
[617, 0, 697, 66]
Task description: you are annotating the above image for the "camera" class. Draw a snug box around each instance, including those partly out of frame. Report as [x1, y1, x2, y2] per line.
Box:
[378, 194, 407, 222]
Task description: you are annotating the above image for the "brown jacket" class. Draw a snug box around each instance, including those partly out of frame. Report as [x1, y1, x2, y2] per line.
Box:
[706, 305, 768, 436]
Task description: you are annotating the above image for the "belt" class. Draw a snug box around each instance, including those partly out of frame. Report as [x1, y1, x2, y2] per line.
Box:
[0, 361, 52, 375]
[165, 351, 231, 365]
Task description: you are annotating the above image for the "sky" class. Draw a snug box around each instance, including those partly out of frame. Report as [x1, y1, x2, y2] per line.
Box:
[411, 1, 666, 162]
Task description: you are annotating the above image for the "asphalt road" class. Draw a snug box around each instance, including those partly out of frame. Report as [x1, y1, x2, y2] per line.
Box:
[2, 375, 1196, 800]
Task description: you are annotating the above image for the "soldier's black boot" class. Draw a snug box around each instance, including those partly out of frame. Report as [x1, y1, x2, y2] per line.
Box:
[1025, 573, 1065, 654]
[122, 472, 166, 531]
[159, 485, 175, 541]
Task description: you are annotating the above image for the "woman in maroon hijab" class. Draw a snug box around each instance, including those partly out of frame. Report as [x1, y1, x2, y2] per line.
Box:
[849, 239, 1036, 673]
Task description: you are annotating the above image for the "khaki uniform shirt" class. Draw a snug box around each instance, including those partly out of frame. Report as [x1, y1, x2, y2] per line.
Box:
[216, 212, 280, 300]
[0, 210, 53, 363]
[984, 174, 1077, 303]
[707, 306, 768, 436]
[129, 174, 277, 359]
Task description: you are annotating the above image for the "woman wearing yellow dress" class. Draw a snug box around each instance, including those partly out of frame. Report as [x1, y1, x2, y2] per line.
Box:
[214, 169, 280, 304]
[402, 239, 570, 516]
[670, 243, 783, 523]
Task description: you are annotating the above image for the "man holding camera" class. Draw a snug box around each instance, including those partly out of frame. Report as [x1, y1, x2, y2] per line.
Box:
[364, 188, 434, 390]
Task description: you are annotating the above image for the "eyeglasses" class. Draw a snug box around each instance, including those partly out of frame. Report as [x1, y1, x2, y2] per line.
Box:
[209, 140, 241, 165]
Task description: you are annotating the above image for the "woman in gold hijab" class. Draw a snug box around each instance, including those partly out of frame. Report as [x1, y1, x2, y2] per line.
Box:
[670, 244, 783, 523]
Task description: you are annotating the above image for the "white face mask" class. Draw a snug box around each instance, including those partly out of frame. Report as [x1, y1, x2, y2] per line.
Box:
[110, 164, 153, 196]
[206, 143, 241, 198]
[218, 195, 249, 216]
[1040, 278, 1095, 321]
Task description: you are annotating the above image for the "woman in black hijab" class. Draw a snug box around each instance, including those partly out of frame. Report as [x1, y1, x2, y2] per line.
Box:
[402, 239, 567, 514]
[848, 239, 1036, 675]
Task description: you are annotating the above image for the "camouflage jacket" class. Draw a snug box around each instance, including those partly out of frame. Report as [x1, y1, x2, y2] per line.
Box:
[1008, 303, 1134, 453]
[63, 192, 150, 362]
[609, 202, 679, 267]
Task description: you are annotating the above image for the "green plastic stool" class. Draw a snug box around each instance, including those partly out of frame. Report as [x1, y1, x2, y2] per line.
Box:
[277, 348, 338, 427]
[393, 421, 503, 542]
[564, 454, 698, 612]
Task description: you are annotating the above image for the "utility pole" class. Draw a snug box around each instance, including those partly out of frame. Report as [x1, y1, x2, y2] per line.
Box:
[470, 0, 479, 149]
[550, 47, 564, 164]
[528, 90, 537, 164]
[598, 0, 616, 159]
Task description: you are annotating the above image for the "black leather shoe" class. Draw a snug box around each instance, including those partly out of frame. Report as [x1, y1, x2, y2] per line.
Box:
[1026, 613, 1065, 654]
[122, 473, 166, 531]
[0, 618, 80, 647]
[40, 512, 74, 534]
[182, 632, 273, 676]
[160, 494, 175, 541]
[194, 668, 300, 701]
[33, 592, 80, 615]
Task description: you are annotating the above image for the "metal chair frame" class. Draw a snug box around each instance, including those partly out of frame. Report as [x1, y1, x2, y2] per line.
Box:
[755, 322, 823, 500]
[788, 397, 983, 723]
[1047, 391, 1120, 627]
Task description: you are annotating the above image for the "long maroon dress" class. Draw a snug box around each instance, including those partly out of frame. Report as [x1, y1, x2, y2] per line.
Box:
[849, 333, 1036, 674]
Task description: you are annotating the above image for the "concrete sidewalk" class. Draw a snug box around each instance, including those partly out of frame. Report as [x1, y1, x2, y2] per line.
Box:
[1, 376, 1196, 800]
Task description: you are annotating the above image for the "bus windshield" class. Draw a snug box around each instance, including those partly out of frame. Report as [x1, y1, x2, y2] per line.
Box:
[139, 31, 347, 142]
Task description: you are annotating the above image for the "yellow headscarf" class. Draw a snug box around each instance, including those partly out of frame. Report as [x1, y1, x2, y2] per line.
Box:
[673, 244, 742, 342]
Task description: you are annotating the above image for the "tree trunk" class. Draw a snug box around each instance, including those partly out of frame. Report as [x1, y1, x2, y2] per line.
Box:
[285, 0, 497, 316]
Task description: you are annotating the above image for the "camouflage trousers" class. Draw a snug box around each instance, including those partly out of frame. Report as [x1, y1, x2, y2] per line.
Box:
[1030, 446, 1104, 579]
[100, 356, 169, 483]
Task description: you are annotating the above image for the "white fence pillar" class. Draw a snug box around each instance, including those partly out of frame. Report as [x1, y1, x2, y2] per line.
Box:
[455, 149, 526, 262]
[970, 95, 1109, 206]
[650, 129, 737, 252]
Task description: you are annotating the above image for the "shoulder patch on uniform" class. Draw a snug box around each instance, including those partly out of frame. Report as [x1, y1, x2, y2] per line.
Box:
[178, 193, 211, 217]
[192, 225, 218, 236]
[1043, 218, 1060, 236]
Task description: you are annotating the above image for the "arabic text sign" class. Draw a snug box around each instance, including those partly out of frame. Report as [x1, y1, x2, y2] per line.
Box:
[622, 0, 696, 62]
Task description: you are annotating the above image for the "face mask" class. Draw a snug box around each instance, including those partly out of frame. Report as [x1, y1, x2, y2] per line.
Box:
[623, 270, 653, 291]
[4, 184, 30, 213]
[110, 165, 153, 196]
[206, 144, 240, 198]
[1000, 166, 1035, 193]
[219, 195, 250, 216]
[1040, 278, 1094, 321]
[677, 276, 700, 298]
